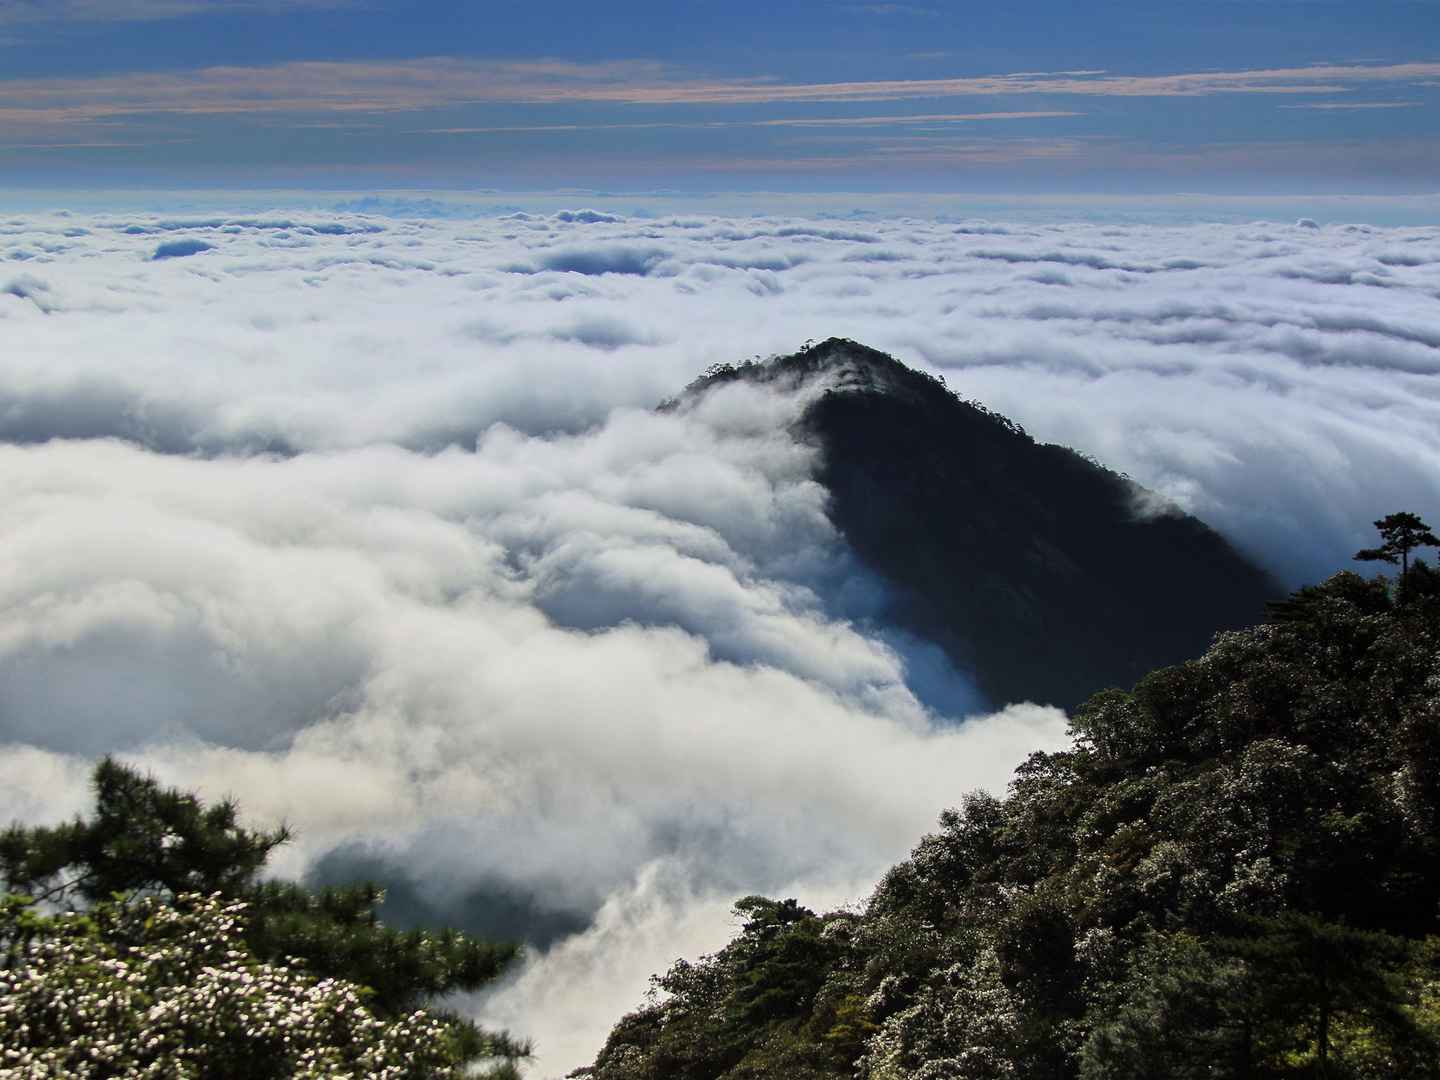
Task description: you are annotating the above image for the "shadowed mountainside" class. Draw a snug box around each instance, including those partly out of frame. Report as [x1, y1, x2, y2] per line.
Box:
[680, 338, 1279, 711]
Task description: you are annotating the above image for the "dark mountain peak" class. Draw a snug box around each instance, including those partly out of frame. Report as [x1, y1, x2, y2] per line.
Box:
[677, 336, 1030, 442]
[677, 340, 1280, 710]
[687, 336, 956, 399]
[736, 337, 941, 399]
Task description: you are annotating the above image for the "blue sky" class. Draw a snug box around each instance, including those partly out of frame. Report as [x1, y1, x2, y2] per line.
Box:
[0, 0, 1437, 192]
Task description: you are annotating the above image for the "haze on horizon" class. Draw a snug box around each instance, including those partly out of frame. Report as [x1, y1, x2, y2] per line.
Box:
[0, 0, 1436, 195]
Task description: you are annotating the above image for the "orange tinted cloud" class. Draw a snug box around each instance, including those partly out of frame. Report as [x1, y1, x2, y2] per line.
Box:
[0, 57, 1434, 129]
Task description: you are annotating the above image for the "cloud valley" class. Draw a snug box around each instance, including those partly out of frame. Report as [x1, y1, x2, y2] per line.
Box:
[2, 205, 1438, 1074]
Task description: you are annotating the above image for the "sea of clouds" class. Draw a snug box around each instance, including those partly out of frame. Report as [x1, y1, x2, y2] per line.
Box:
[2, 205, 1438, 1073]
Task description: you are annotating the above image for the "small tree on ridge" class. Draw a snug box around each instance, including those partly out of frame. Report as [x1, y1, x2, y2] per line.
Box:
[1354, 512, 1440, 577]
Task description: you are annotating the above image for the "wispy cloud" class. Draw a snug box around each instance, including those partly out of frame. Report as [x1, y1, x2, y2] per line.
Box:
[0, 58, 668, 127]
[692, 137, 1096, 171]
[844, 3, 939, 15]
[1279, 100, 1425, 110]
[413, 111, 1084, 136]
[589, 62, 1440, 105]
[0, 57, 1434, 131]
[0, 139, 189, 149]
[757, 111, 1084, 126]
[0, 0, 351, 24]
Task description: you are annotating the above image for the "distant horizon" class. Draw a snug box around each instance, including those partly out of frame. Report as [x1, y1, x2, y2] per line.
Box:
[3, 186, 1438, 226]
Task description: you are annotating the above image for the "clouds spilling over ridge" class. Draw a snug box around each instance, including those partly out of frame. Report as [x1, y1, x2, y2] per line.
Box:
[0, 376, 1050, 1073]
[2, 205, 1439, 1073]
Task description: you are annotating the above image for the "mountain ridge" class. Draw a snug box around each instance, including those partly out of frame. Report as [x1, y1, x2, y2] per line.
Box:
[680, 338, 1280, 710]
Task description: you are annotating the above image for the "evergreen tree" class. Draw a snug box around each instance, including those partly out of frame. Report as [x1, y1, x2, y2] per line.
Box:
[0, 756, 289, 905]
[1220, 915, 1431, 1079]
[1354, 511, 1440, 576]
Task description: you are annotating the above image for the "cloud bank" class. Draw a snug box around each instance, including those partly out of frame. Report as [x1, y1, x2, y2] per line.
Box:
[3, 207, 1436, 580]
[2, 205, 1438, 1073]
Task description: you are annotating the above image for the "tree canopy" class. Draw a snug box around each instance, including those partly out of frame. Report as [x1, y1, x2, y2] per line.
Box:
[1354, 511, 1440, 576]
[0, 761, 528, 1077]
[575, 567, 1440, 1080]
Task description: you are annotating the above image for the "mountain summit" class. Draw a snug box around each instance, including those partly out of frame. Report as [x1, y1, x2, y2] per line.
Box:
[683, 338, 1278, 710]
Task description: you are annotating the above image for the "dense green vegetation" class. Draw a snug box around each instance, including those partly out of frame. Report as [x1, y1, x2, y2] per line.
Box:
[0, 762, 527, 1077]
[575, 550, 1440, 1079]
[681, 338, 1279, 711]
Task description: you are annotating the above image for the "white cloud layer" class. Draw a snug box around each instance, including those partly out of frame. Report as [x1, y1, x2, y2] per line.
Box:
[2, 204, 1438, 1074]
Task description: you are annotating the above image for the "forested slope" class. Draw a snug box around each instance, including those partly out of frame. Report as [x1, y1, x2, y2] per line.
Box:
[575, 566, 1440, 1080]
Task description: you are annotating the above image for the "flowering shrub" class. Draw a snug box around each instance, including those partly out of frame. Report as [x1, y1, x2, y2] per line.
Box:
[0, 760, 525, 1075]
[0, 892, 468, 1079]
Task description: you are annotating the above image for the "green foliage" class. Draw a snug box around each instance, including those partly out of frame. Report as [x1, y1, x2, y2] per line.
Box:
[244, 878, 520, 1036]
[1, 762, 527, 1072]
[577, 567, 1440, 1079]
[727, 898, 840, 1028]
[1082, 919, 1440, 1080]
[822, 992, 879, 1058]
[0, 756, 289, 905]
[0, 892, 473, 1078]
[1080, 931, 1257, 1080]
[574, 899, 859, 1080]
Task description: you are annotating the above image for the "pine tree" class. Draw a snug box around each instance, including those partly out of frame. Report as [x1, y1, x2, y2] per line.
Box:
[1354, 512, 1440, 577]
